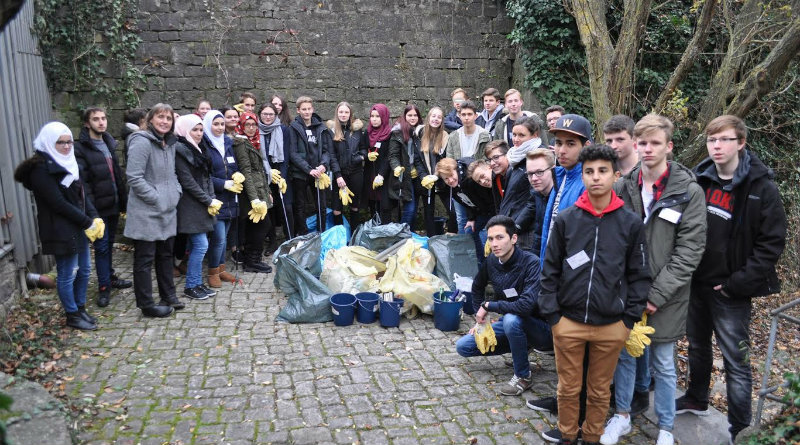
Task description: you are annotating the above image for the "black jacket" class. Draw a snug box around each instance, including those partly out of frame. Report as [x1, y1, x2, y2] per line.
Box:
[539, 192, 650, 328]
[387, 128, 421, 202]
[288, 113, 333, 181]
[471, 246, 542, 316]
[73, 127, 127, 216]
[516, 188, 550, 254]
[449, 157, 494, 220]
[492, 164, 532, 232]
[327, 119, 367, 176]
[174, 138, 216, 234]
[444, 108, 462, 132]
[15, 152, 97, 256]
[693, 149, 786, 297]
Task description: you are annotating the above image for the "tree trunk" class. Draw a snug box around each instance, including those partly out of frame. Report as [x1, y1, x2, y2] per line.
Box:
[608, 0, 653, 116]
[654, 0, 719, 113]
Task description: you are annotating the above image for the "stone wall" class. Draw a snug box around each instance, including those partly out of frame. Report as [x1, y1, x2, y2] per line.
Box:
[0, 253, 21, 321]
[66, 0, 516, 125]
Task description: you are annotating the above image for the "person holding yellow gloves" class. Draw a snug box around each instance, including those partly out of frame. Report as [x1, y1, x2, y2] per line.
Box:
[233, 112, 275, 273]
[365, 104, 393, 221]
[15, 122, 103, 329]
[326, 102, 368, 229]
[256, 103, 293, 246]
[175, 114, 219, 300]
[387, 104, 422, 227]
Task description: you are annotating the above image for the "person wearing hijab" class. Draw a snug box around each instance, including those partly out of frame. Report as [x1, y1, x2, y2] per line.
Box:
[174, 114, 220, 299]
[233, 112, 274, 273]
[124, 104, 183, 317]
[258, 103, 293, 245]
[365, 103, 393, 222]
[203, 110, 244, 277]
[388, 104, 423, 227]
[15, 122, 101, 330]
[326, 101, 368, 230]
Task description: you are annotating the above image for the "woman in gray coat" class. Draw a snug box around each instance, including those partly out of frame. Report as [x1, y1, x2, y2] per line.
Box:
[124, 104, 183, 317]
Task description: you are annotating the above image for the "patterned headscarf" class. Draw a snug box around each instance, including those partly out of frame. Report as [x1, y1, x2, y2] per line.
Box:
[237, 112, 260, 150]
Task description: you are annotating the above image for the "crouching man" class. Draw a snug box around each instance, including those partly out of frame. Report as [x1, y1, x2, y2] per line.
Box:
[455, 215, 553, 397]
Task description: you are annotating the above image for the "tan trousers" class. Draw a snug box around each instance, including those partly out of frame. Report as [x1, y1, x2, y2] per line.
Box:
[553, 317, 629, 442]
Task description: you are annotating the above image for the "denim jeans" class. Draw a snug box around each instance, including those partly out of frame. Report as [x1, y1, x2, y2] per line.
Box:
[185, 232, 209, 289]
[400, 186, 416, 228]
[207, 219, 231, 268]
[466, 214, 490, 264]
[93, 214, 118, 289]
[55, 235, 91, 313]
[456, 313, 553, 378]
[453, 200, 468, 234]
[636, 347, 651, 393]
[686, 285, 753, 436]
[613, 345, 650, 410]
[613, 342, 674, 430]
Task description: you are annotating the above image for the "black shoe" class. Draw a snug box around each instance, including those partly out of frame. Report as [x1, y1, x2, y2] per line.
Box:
[543, 428, 562, 443]
[231, 250, 245, 265]
[160, 295, 185, 310]
[141, 305, 174, 318]
[630, 390, 650, 416]
[527, 396, 558, 415]
[198, 284, 217, 297]
[244, 261, 272, 273]
[77, 306, 97, 324]
[184, 286, 210, 300]
[66, 312, 97, 330]
[110, 275, 132, 289]
[97, 287, 110, 307]
[533, 347, 555, 356]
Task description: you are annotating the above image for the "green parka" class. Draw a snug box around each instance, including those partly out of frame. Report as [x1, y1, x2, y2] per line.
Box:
[232, 135, 272, 213]
[614, 161, 707, 342]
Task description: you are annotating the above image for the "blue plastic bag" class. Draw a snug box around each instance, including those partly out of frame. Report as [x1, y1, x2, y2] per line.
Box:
[306, 208, 350, 235]
[320, 225, 348, 264]
[411, 232, 428, 249]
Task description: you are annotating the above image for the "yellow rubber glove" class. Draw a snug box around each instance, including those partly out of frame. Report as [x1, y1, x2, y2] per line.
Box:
[233, 103, 245, 113]
[248, 200, 267, 223]
[316, 172, 331, 190]
[207, 199, 222, 216]
[625, 312, 655, 357]
[372, 175, 384, 189]
[367, 151, 379, 162]
[421, 175, 438, 190]
[474, 322, 498, 354]
[339, 187, 354, 206]
[393, 166, 405, 178]
[231, 172, 245, 184]
[277, 178, 287, 194]
[410, 168, 418, 179]
[484, 239, 491, 257]
[84, 218, 105, 242]
[270, 169, 283, 183]
[224, 180, 243, 193]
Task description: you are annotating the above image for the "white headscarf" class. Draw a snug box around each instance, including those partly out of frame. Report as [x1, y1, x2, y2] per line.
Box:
[203, 110, 226, 157]
[34, 122, 79, 187]
[175, 114, 203, 152]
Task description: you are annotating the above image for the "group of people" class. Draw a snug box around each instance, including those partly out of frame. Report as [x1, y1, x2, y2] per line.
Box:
[14, 86, 787, 445]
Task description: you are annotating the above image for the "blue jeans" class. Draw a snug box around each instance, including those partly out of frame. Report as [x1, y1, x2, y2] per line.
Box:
[636, 347, 651, 393]
[453, 200, 468, 234]
[613, 346, 651, 411]
[466, 214, 490, 264]
[207, 219, 231, 268]
[614, 343, 674, 430]
[687, 285, 752, 436]
[400, 187, 416, 228]
[93, 214, 118, 290]
[55, 235, 91, 313]
[185, 232, 209, 289]
[456, 313, 553, 378]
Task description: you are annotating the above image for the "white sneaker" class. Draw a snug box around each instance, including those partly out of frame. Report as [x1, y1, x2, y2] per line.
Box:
[656, 430, 674, 445]
[599, 414, 632, 445]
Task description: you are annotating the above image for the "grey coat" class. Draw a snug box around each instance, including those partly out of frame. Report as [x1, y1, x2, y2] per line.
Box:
[123, 130, 182, 241]
[614, 161, 707, 342]
[175, 139, 216, 234]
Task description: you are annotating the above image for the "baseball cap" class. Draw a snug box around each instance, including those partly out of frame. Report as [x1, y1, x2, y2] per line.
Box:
[553, 114, 593, 142]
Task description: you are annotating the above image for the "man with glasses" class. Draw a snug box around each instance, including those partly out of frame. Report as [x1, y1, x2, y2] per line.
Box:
[678, 115, 786, 445]
[517, 149, 556, 254]
[484, 140, 535, 251]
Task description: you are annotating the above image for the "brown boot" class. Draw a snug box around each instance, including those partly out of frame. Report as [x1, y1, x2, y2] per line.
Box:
[218, 264, 237, 283]
[207, 267, 222, 288]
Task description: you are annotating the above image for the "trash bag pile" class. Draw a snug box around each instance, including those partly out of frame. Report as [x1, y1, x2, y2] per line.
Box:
[274, 215, 476, 323]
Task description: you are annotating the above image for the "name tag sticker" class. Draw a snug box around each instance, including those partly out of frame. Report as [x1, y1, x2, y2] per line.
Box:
[226, 156, 235, 163]
[659, 208, 682, 224]
[566, 250, 590, 270]
[503, 288, 518, 298]
[375, 142, 382, 148]
[306, 129, 312, 136]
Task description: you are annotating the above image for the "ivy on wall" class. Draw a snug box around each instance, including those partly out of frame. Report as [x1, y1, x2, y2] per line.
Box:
[32, 0, 144, 107]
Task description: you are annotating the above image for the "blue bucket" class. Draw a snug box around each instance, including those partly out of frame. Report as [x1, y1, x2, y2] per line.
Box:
[355, 292, 380, 324]
[379, 298, 404, 328]
[434, 294, 464, 331]
[329, 293, 356, 326]
[462, 292, 475, 315]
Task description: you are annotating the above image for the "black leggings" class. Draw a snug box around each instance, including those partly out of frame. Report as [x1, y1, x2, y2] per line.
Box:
[291, 177, 327, 234]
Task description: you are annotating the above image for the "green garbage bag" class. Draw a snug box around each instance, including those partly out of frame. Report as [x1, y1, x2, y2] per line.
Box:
[274, 233, 333, 323]
[349, 214, 411, 252]
[428, 234, 478, 287]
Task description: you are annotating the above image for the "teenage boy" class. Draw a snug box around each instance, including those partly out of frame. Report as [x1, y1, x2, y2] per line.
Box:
[518, 149, 556, 255]
[238, 92, 257, 113]
[288, 96, 333, 235]
[444, 88, 468, 132]
[603, 115, 638, 175]
[601, 114, 707, 445]
[445, 101, 490, 160]
[485, 140, 535, 251]
[678, 115, 786, 444]
[494, 89, 545, 147]
[539, 144, 650, 445]
[475, 87, 505, 136]
[545, 105, 565, 148]
[455, 215, 552, 396]
[73, 107, 130, 308]
[539, 114, 593, 262]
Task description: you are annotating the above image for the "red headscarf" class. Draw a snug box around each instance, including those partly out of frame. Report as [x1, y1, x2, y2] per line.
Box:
[368, 104, 392, 147]
[236, 112, 260, 150]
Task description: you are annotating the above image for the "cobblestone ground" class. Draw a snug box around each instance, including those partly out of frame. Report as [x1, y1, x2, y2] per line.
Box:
[64, 248, 659, 445]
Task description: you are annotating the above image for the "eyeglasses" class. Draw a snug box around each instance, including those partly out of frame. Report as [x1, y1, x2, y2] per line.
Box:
[55, 140, 74, 147]
[526, 166, 554, 178]
[260, 113, 276, 118]
[244, 122, 258, 128]
[488, 153, 506, 163]
[706, 137, 740, 144]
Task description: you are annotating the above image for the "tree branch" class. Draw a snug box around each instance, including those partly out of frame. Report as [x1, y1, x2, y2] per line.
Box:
[608, 0, 653, 116]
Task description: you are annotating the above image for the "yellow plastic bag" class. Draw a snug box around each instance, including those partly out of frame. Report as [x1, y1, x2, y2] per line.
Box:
[319, 246, 385, 294]
[625, 312, 655, 357]
[474, 322, 497, 354]
[377, 240, 448, 315]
